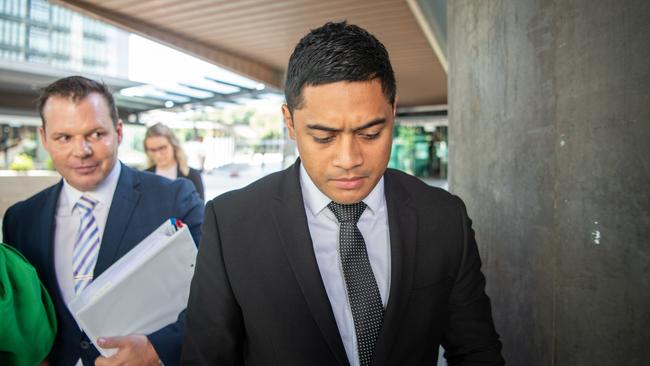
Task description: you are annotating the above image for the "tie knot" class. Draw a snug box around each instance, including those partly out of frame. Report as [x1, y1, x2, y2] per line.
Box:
[328, 201, 366, 223]
[75, 195, 98, 213]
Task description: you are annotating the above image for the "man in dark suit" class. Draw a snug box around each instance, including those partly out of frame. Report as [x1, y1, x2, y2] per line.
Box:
[182, 22, 504, 365]
[2, 76, 203, 366]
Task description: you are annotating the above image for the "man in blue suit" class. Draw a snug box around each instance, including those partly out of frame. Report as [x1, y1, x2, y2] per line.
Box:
[2, 76, 203, 366]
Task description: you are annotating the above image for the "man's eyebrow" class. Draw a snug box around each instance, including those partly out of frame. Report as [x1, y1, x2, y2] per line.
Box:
[305, 117, 387, 133]
[305, 123, 342, 132]
[352, 118, 386, 132]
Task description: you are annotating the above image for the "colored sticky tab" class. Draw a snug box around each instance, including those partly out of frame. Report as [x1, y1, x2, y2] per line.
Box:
[168, 217, 184, 230]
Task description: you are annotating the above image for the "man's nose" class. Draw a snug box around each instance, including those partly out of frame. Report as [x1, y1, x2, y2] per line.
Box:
[333, 135, 363, 170]
[72, 138, 92, 157]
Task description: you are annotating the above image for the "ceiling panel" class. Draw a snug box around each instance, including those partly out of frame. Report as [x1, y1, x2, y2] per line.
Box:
[54, 0, 447, 106]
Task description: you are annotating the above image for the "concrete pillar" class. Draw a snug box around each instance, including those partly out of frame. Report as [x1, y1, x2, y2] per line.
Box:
[448, 1, 649, 365]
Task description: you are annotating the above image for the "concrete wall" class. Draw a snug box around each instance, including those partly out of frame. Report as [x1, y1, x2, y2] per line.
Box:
[448, 1, 649, 365]
[0, 172, 60, 242]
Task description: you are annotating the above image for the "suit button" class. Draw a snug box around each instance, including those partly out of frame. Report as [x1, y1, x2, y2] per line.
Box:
[80, 340, 90, 349]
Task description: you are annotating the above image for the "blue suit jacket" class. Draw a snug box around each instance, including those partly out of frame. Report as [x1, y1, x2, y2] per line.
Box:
[2, 163, 204, 366]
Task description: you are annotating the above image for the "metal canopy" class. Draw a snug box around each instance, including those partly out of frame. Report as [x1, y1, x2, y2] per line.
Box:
[0, 58, 272, 119]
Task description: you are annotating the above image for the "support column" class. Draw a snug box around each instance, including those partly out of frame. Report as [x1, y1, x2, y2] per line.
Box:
[448, 1, 650, 364]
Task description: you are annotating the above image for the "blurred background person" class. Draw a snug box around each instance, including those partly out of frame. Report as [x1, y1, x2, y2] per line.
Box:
[144, 123, 205, 201]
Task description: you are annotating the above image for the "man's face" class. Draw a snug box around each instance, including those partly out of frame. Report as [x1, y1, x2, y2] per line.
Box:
[283, 79, 395, 204]
[40, 93, 123, 192]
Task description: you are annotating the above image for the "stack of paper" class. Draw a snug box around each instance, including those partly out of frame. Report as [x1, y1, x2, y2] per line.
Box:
[68, 218, 197, 356]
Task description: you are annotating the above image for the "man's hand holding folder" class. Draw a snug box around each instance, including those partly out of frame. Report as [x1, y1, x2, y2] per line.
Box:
[95, 335, 160, 366]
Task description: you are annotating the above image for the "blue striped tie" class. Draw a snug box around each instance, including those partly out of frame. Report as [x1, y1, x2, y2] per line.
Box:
[73, 195, 100, 294]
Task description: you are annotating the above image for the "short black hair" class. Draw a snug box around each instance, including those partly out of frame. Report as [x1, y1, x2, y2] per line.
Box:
[284, 21, 396, 113]
[38, 76, 119, 129]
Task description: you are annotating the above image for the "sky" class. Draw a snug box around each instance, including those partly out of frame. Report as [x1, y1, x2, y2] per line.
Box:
[125, 34, 284, 118]
[127, 34, 263, 91]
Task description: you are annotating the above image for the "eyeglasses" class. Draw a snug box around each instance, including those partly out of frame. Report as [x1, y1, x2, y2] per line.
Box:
[145, 144, 170, 154]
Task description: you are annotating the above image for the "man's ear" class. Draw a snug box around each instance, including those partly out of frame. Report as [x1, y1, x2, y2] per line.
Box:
[282, 104, 296, 140]
[39, 126, 47, 144]
[392, 95, 398, 117]
[115, 119, 124, 144]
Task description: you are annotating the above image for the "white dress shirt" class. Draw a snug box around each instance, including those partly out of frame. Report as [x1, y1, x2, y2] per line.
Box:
[54, 161, 121, 307]
[300, 165, 391, 366]
[54, 162, 120, 366]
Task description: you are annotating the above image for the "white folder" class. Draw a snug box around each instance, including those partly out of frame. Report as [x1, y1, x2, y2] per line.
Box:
[68, 219, 197, 357]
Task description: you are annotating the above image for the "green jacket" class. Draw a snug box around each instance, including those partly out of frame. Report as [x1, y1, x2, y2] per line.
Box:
[0, 242, 57, 366]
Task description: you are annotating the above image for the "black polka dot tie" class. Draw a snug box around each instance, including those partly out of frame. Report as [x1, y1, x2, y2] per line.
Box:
[328, 201, 384, 366]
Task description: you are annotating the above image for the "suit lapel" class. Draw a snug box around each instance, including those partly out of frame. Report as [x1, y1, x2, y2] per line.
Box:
[271, 161, 350, 366]
[373, 170, 417, 366]
[40, 181, 63, 300]
[94, 164, 140, 277]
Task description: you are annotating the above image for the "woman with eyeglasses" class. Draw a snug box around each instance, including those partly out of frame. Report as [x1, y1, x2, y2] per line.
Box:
[144, 123, 205, 201]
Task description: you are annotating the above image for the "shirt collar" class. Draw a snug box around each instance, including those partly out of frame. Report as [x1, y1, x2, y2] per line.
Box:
[61, 160, 121, 214]
[299, 163, 385, 216]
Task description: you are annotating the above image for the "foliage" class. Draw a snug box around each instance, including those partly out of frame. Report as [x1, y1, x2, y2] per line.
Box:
[45, 157, 55, 171]
[9, 153, 34, 171]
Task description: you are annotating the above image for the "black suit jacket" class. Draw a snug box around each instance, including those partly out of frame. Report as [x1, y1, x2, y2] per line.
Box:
[182, 160, 504, 365]
[146, 165, 205, 201]
[2, 163, 204, 366]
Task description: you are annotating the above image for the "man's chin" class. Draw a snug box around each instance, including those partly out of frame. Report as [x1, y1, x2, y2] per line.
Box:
[67, 176, 102, 192]
[327, 189, 369, 205]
